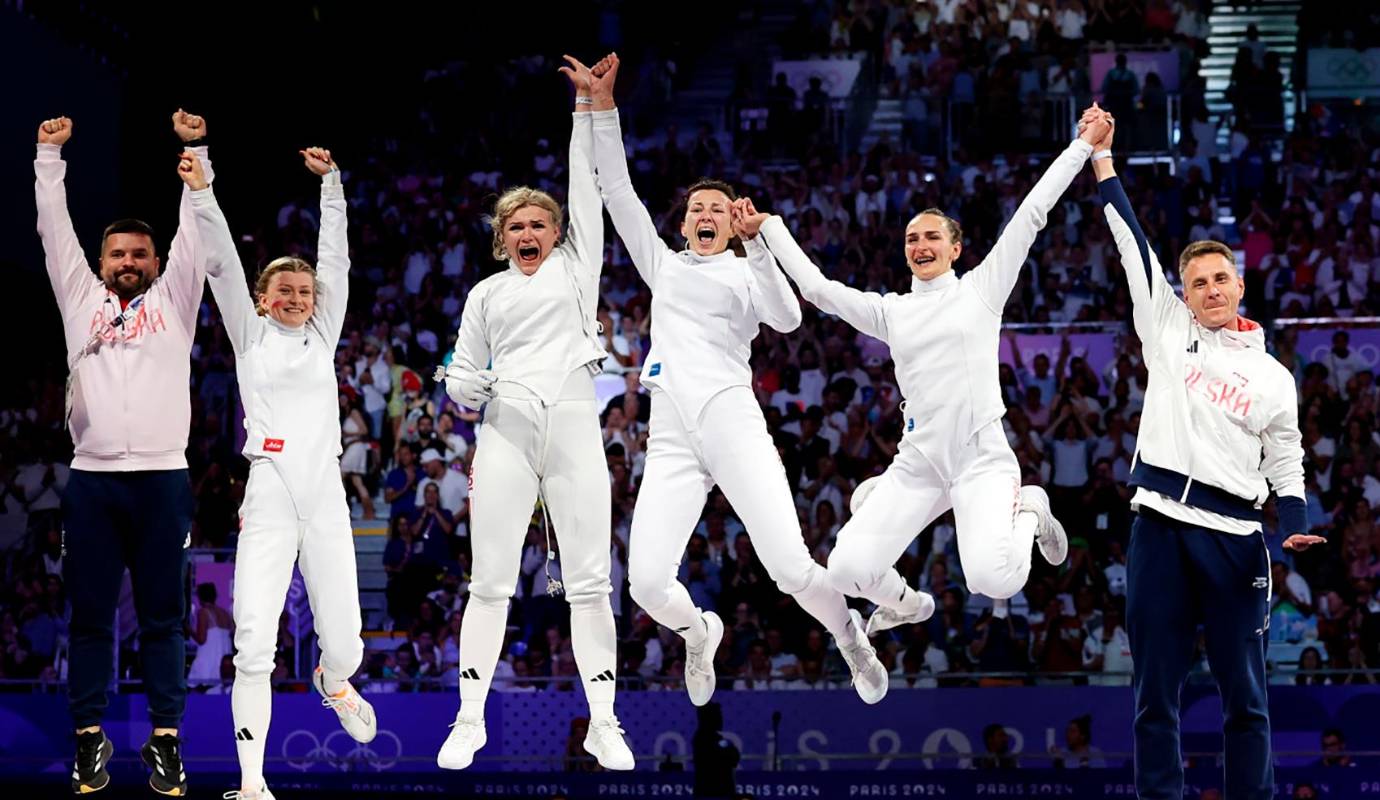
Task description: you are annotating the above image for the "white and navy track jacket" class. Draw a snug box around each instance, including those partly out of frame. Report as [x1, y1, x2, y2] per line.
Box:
[1098, 176, 1307, 536]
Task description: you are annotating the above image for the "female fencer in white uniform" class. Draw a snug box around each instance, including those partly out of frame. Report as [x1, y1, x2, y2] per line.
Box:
[736, 112, 1113, 635]
[435, 56, 634, 772]
[180, 148, 373, 800]
[586, 54, 888, 706]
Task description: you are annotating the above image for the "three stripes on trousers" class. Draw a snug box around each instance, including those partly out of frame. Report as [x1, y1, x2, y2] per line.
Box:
[459, 667, 614, 682]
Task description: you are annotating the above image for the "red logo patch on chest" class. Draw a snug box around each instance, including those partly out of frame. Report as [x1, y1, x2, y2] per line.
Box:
[263, 438, 285, 452]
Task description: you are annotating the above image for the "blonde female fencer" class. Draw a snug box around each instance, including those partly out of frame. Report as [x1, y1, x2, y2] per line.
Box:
[179, 147, 374, 800]
[586, 54, 889, 707]
[731, 111, 1114, 637]
[434, 55, 634, 772]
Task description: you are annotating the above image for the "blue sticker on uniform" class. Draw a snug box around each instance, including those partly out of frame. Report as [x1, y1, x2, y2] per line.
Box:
[907, 418, 915, 432]
[649, 362, 662, 376]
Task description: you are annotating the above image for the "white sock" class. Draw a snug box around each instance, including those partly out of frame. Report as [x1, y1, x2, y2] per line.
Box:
[319, 672, 350, 696]
[569, 594, 618, 720]
[789, 563, 857, 646]
[992, 598, 1010, 619]
[457, 594, 509, 721]
[231, 675, 272, 794]
[642, 579, 707, 646]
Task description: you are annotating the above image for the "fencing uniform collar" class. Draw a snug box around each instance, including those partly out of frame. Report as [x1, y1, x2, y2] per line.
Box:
[912, 270, 958, 294]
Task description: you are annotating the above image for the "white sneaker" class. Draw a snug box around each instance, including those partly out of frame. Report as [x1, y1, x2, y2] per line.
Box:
[437, 714, 487, 770]
[1021, 485, 1068, 566]
[684, 611, 723, 707]
[223, 785, 276, 800]
[314, 667, 377, 744]
[864, 591, 936, 636]
[840, 610, 889, 704]
[583, 717, 635, 771]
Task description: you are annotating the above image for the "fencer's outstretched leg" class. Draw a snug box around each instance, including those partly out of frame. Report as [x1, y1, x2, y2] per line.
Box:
[703, 388, 890, 703]
[300, 480, 374, 744]
[544, 396, 634, 770]
[439, 400, 538, 770]
[628, 395, 720, 705]
[829, 450, 946, 635]
[230, 471, 300, 798]
[950, 430, 1043, 599]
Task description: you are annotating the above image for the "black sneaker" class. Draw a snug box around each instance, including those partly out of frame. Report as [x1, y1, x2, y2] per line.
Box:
[71, 730, 113, 794]
[139, 733, 187, 796]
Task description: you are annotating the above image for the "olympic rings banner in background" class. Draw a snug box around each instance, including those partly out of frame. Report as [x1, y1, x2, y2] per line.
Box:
[1306, 48, 1380, 99]
[1, 686, 1376, 776]
[1294, 327, 1380, 373]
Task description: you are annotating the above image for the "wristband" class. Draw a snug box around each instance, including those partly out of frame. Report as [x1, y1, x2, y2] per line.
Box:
[574, 97, 594, 106]
[182, 137, 207, 148]
[1092, 149, 1112, 162]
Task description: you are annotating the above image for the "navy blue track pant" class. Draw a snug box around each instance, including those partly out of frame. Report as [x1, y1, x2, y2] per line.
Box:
[63, 469, 193, 730]
[1127, 507, 1273, 800]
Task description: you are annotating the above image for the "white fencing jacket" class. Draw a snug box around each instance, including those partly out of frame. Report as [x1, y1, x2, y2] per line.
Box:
[591, 109, 801, 427]
[451, 113, 607, 404]
[1097, 176, 1307, 536]
[192, 171, 349, 519]
[758, 139, 1093, 476]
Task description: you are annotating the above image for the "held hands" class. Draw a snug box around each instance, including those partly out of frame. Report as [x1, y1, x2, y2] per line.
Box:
[37, 117, 73, 146]
[300, 146, 336, 176]
[1283, 534, 1326, 552]
[177, 151, 209, 191]
[559, 52, 619, 108]
[172, 109, 207, 143]
[1077, 102, 1114, 150]
[730, 197, 770, 240]
[444, 363, 498, 407]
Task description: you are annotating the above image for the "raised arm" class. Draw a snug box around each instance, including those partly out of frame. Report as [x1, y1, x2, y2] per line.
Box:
[1088, 114, 1184, 361]
[733, 200, 802, 333]
[751, 207, 889, 342]
[163, 110, 215, 327]
[178, 152, 260, 356]
[589, 55, 672, 289]
[302, 147, 350, 347]
[965, 130, 1097, 314]
[559, 55, 605, 282]
[34, 117, 103, 320]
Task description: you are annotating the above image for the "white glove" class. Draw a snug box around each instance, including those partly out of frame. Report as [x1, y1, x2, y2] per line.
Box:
[443, 363, 497, 407]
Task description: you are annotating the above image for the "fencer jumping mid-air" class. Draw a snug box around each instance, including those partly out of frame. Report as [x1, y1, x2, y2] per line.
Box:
[586, 54, 889, 705]
[735, 110, 1113, 636]
[435, 55, 634, 772]
[179, 147, 374, 800]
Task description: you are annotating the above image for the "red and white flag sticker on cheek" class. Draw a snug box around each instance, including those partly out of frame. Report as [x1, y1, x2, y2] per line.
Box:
[263, 438, 285, 452]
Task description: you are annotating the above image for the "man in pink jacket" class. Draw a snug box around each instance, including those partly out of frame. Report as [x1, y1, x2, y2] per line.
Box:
[36, 110, 209, 797]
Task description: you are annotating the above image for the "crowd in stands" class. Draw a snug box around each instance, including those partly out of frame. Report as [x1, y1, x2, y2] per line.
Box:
[1, 1, 1378, 706]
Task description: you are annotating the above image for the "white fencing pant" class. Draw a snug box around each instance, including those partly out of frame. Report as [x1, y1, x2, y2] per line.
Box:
[457, 371, 617, 721]
[628, 387, 855, 645]
[828, 420, 1037, 605]
[231, 462, 363, 791]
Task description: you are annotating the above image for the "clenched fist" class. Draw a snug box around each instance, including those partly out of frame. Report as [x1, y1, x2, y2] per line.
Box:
[172, 108, 207, 142]
[38, 117, 73, 146]
[177, 151, 209, 191]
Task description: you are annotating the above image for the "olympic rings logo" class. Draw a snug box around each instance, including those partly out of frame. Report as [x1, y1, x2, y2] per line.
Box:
[281, 728, 404, 772]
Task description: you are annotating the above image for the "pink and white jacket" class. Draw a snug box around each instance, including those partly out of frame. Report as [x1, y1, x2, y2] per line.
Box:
[36, 144, 210, 472]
